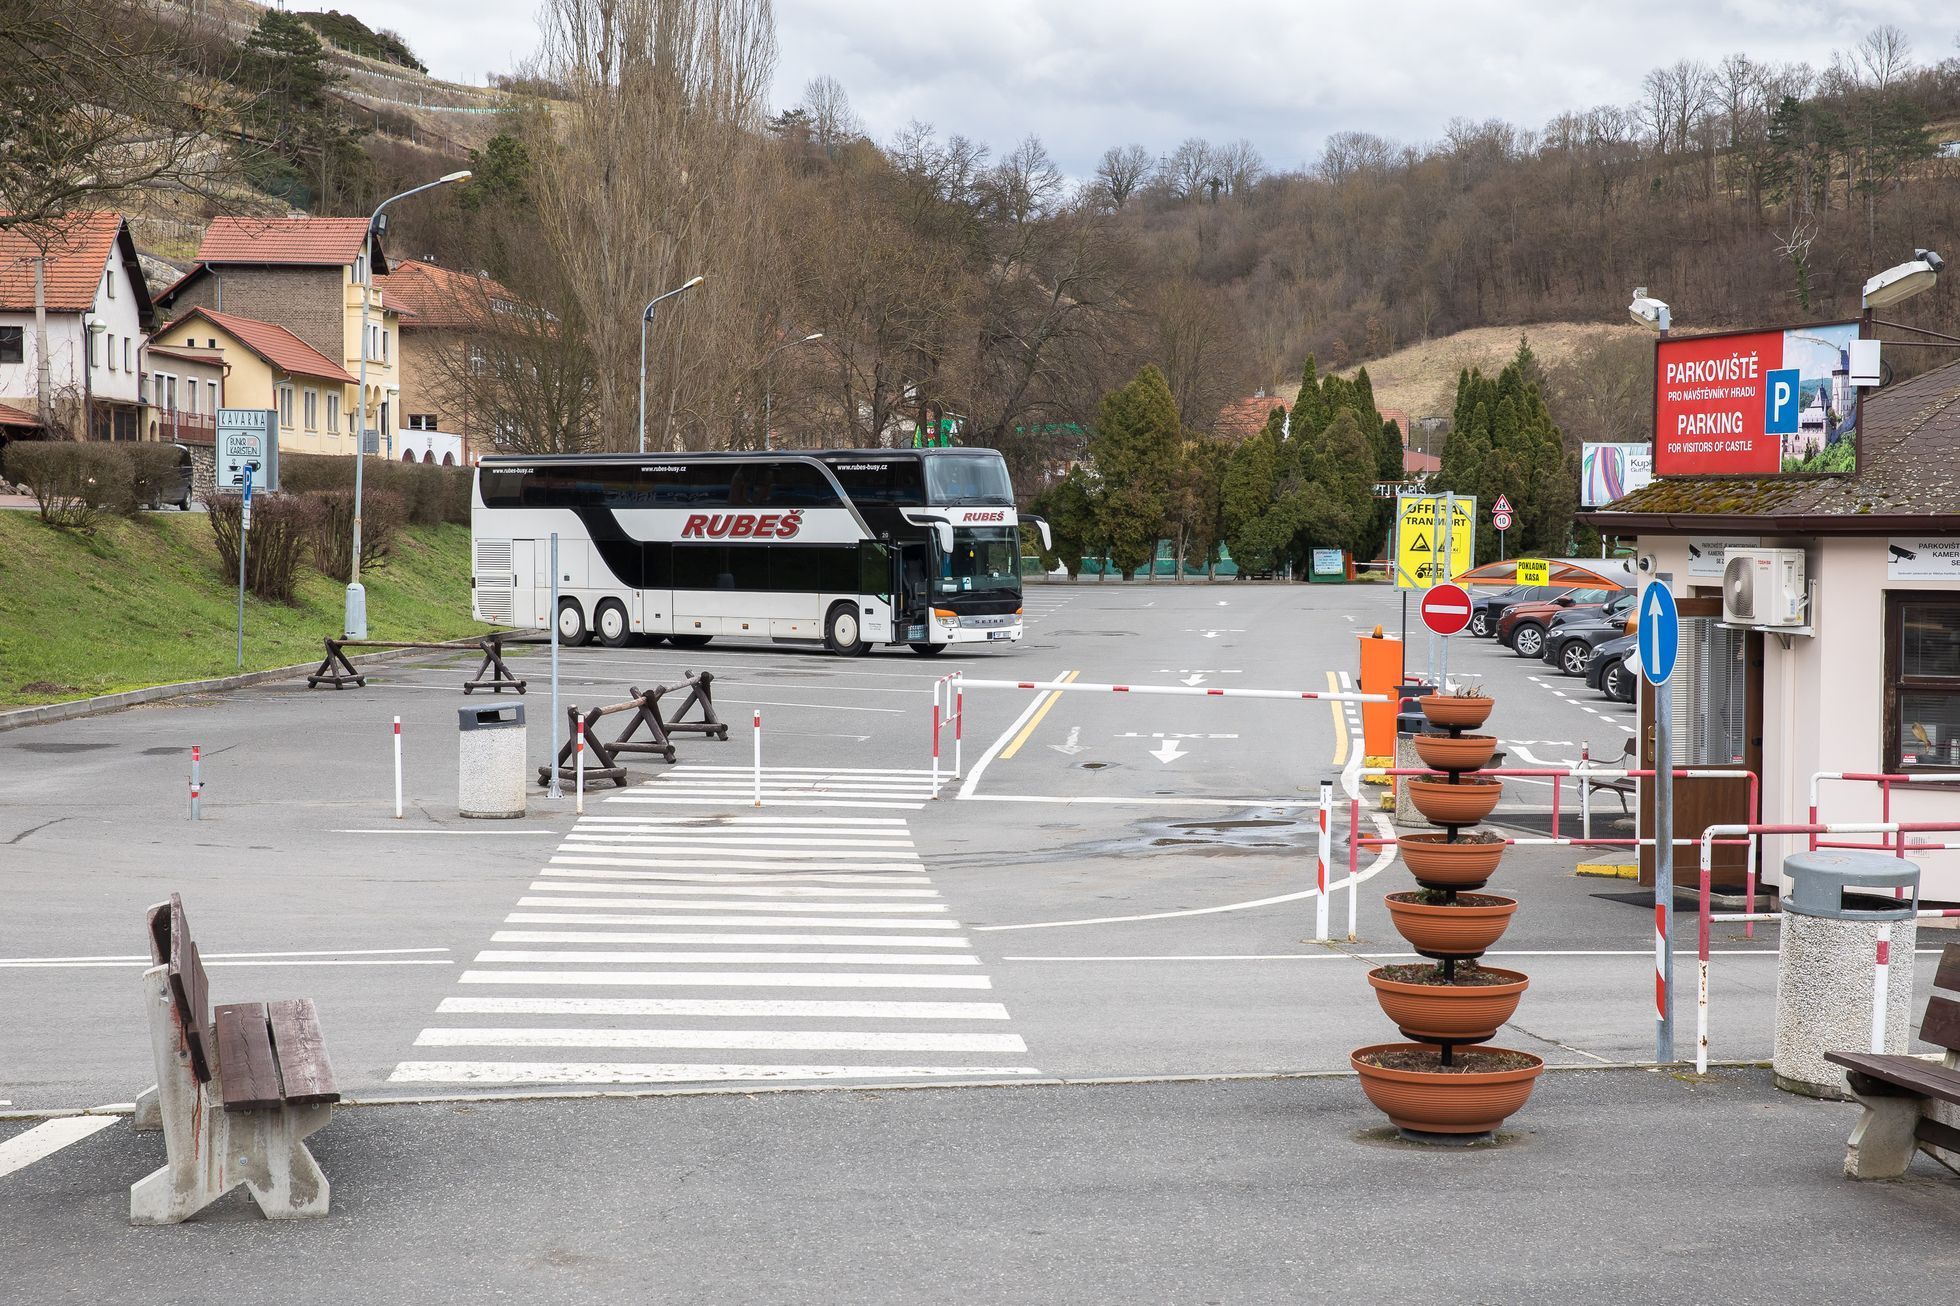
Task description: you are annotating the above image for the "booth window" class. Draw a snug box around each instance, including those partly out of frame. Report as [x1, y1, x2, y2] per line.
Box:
[1886, 592, 1960, 774]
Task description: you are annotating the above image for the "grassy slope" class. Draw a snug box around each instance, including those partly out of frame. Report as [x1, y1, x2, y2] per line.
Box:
[0, 512, 488, 707]
[1276, 322, 1649, 420]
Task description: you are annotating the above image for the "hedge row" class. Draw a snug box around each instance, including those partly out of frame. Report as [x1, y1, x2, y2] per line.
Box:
[277, 451, 470, 526]
[1, 441, 188, 531]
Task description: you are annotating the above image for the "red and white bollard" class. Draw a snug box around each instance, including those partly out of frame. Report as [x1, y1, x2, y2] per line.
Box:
[392, 717, 404, 819]
[1347, 794, 1360, 942]
[1656, 900, 1670, 1054]
[1871, 928, 1891, 1055]
[189, 745, 201, 821]
[954, 673, 964, 779]
[931, 686, 942, 796]
[574, 715, 586, 816]
[753, 709, 763, 808]
[1314, 781, 1331, 943]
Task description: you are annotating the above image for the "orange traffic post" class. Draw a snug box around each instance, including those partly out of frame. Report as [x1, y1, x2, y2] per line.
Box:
[1358, 624, 1403, 765]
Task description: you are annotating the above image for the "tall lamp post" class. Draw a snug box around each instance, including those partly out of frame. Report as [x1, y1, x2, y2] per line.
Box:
[760, 332, 823, 449]
[637, 275, 706, 454]
[345, 168, 471, 640]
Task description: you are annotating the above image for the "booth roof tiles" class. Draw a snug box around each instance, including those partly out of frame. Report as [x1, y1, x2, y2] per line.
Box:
[1586, 356, 1960, 533]
[0, 212, 128, 312]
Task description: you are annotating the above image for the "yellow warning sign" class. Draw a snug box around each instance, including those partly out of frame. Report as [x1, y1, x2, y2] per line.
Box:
[1395, 495, 1476, 590]
[1515, 558, 1551, 587]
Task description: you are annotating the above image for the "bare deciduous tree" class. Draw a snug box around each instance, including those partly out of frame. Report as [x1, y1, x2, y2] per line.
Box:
[799, 73, 862, 158]
[1093, 144, 1151, 209]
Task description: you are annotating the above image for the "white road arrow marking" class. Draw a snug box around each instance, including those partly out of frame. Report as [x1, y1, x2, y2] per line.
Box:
[1048, 726, 1086, 757]
[1181, 674, 1207, 686]
[1149, 740, 1187, 764]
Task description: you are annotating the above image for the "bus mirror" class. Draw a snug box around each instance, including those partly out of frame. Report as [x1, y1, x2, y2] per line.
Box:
[934, 523, 954, 555]
[1029, 515, 1052, 553]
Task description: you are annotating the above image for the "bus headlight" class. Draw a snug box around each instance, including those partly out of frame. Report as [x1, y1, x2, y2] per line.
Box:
[932, 608, 958, 627]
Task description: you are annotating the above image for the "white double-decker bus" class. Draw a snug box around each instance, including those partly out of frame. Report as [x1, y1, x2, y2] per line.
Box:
[469, 447, 1046, 655]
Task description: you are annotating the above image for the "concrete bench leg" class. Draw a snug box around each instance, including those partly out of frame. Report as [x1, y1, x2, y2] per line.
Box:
[1843, 1093, 1921, 1180]
[131, 1085, 161, 1132]
[129, 965, 333, 1224]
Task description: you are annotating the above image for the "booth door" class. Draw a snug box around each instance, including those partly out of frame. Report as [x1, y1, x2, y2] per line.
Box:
[1638, 598, 1764, 890]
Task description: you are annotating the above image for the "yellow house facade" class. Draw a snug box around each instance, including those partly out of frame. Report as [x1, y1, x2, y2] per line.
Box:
[150, 307, 357, 456]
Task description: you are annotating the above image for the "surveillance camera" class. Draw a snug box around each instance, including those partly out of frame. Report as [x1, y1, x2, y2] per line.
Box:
[1637, 555, 1654, 573]
[1918, 248, 1945, 273]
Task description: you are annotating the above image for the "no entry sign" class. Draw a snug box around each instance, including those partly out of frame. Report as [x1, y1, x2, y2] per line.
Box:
[1420, 583, 1473, 636]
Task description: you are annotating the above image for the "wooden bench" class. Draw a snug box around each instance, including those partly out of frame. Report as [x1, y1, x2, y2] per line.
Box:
[1824, 941, 1960, 1179]
[1584, 738, 1637, 817]
[128, 894, 340, 1224]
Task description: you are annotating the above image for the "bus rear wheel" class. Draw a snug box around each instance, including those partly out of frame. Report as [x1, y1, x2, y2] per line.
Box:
[825, 603, 868, 657]
[595, 600, 632, 648]
[908, 643, 947, 656]
[556, 599, 590, 647]
[671, 634, 712, 648]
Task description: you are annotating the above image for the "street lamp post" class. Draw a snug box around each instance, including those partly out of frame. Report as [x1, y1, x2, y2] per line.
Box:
[637, 276, 706, 454]
[760, 332, 823, 450]
[345, 169, 471, 640]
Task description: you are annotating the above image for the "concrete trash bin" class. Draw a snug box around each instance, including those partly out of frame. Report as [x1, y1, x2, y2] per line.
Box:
[1773, 850, 1919, 1099]
[458, 703, 527, 819]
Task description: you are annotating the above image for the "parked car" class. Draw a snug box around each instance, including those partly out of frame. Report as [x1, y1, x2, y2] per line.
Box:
[1497, 587, 1623, 658]
[1543, 592, 1637, 676]
[1586, 633, 1638, 703]
[143, 443, 195, 511]
[1467, 585, 1559, 637]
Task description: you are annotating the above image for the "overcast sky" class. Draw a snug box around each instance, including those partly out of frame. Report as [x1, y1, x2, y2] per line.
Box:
[338, 1, 1955, 174]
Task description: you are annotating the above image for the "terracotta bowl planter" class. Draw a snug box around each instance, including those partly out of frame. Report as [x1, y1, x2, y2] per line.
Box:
[1351, 1043, 1545, 1134]
[1414, 733, 1498, 774]
[1407, 776, 1503, 826]
[1419, 695, 1494, 731]
[1396, 832, 1506, 888]
[1384, 892, 1517, 957]
[1367, 966, 1529, 1042]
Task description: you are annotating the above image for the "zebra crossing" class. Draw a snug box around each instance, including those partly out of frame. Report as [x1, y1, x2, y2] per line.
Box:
[606, 765, 942, 808]
[390, 813, 1040, 1089]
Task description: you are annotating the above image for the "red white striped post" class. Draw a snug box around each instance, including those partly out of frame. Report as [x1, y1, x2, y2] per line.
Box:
[189, 745, 201, 821]
[1315, 781, 1331, 943]
[574, 715, 586, 816]
[954, 672, 964, 778]
[393, 716, 404, 819]
[1695, 837, 1712, 1073]
[752, 710, 763, 808]
[931, 684, 942, 796]
[1347, 795, 1360, 942]
[1655, 898, 1669, 1058]
[1871, 929, 1891, 1055]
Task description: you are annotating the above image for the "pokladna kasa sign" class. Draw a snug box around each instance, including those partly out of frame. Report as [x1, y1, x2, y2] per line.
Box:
[1653, 322, 1862, 477]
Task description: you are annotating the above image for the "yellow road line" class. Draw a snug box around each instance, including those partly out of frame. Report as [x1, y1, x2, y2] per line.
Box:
[1000, 669, 1079, 760]
[1327, 671, 1348, 767]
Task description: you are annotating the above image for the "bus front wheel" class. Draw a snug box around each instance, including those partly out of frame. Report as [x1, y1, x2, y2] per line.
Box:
[556, 599, 590, 647]
[825, 603, 868, 657]
[908, 643, 947, 656]
[595, 600, 632, 648]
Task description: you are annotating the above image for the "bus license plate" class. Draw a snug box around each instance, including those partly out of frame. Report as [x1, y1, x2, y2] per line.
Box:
[987, 630, 1013, 640]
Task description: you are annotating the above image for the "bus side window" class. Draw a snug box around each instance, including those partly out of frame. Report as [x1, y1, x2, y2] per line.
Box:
[857, 541, 891, 596]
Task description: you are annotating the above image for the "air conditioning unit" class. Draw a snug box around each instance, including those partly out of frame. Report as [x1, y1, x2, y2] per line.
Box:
[1722, 548, 1807, 627]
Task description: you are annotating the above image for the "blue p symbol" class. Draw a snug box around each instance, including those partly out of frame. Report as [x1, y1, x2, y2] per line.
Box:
[1765, 368, 1800, 434]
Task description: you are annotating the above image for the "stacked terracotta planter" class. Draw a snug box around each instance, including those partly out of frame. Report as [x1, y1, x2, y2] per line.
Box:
[1352, 692, 1544, 1141]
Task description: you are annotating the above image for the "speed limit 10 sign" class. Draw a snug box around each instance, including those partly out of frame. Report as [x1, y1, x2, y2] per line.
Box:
[1493, 511, 1513, 532]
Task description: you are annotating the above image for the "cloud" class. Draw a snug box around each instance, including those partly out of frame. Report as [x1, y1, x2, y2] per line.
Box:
[322, 0, 1954, 174]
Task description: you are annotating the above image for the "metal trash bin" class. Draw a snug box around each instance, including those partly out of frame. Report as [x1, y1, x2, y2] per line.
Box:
[1393, 680, 1437, 830]
[458, 703, 527, 819]
[1773, 850, 1919, 1098]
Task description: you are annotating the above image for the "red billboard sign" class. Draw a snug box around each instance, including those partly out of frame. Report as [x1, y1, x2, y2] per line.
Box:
[1652, 322, 1861, 477]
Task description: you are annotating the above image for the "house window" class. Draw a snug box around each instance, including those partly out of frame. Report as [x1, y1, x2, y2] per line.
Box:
[186, 379, 198, 415]
[304, 389, 318, 430]
[0, 326, 22, 363]
[208, 380, 218, 412]
[106, 334, 116, 371]
[90, 332, 101, 367]
[408, 414, 438, 431]
[278, 384, 295, 429]
[124, 338, 132, 372]
[1886, 592, 1960, 774]
[382, 328, 390, 364]
[164, 375, 178, 411]
[327, 393, 340, 433]
[105, 268, 116, 299]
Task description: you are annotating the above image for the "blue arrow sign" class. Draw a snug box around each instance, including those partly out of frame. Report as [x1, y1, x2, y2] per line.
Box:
[1638, 580, 1680, 686]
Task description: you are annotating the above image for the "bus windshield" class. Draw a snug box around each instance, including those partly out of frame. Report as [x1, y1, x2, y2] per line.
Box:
[938, 526, 1020, 593]
[924, 454, 1013, 506]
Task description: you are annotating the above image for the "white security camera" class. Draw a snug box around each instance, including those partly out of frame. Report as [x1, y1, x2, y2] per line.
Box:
[1628, 288, 1671, 333]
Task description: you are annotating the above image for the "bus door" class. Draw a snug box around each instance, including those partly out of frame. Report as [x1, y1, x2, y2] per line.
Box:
[511, 539, 543, 629]
[894, 541, 932, 642]
[856, 541, 894, 644]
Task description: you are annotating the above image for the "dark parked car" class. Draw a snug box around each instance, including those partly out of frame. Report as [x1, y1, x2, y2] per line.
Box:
[1586, 633, 1638, 703]
[1496, 587, 1625, 658]
[1543, 591, 1637, 676]
[143, 443, 195, 511]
